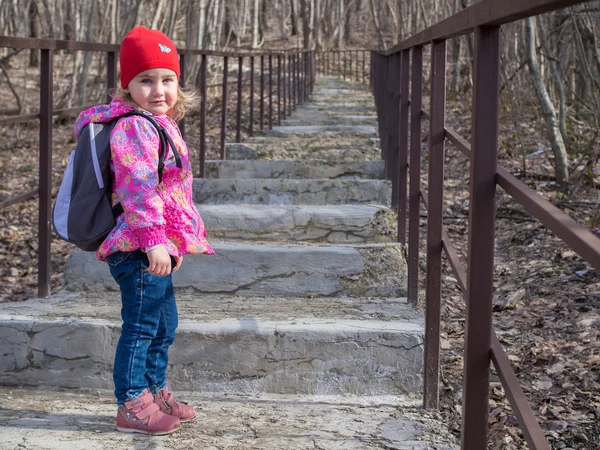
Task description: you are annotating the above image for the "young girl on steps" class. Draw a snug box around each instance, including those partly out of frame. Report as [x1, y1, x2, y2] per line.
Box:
[75, 26, 214, 435]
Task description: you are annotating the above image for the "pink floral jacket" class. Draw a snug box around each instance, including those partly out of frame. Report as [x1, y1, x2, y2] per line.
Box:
[74, 99, 214, 261]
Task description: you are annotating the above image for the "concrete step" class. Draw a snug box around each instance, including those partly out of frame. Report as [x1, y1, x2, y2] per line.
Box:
[263, 125, 377, 138]
[205, 159, 384, 179]
[281, 117, 377, 126]
[0, 387, 458, 449]
[198, 204, 396, 243]
[294, 104, 376, 114]
[226, 138, 380, 161]
[0, 293, 421, 396]
[63, 242, 406, 297]
[193, 178, 391, 205]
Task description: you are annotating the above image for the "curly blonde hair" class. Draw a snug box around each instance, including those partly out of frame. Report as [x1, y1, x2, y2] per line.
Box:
[110, 84, 199, 122]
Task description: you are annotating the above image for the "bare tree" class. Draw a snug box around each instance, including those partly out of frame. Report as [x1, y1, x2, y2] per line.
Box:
[526, 16, 569, 187]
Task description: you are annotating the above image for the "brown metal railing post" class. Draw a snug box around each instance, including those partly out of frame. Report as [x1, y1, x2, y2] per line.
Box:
[179, 53, 186, 139]
[297, 52, 301, 105]
[277, 54, 282, 125]
[424, 39, 447, 410]
[408, 46, 423, 306]
[260, 55, 265, 130]
[288, 54, 292, 115]
[388, 53, 401, 207]
[282, 54, 287, 120]
[461, 26, 500, 450]
[349, 50, 352, 81]
[299, 52, 304, 105]
[236, 56, 243, 142]
[38, 48, 53, 298]
[398, 49, 410, 245]
[292, 53, 296, 110]
[249, 56, 255, 137]
[199, 54, 207, 177]
[363, 50, 366, 84]
[220, 56, 228, 159]
[269, 54, 273, 129]
[343, 51, 347, 80]
[107, 51, 116, 103]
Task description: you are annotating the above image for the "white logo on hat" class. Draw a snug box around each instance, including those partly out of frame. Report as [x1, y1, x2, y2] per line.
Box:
[158, 43, 172, 53]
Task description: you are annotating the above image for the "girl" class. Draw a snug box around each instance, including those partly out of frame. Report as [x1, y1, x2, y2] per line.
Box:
[75, 26, 214, 435]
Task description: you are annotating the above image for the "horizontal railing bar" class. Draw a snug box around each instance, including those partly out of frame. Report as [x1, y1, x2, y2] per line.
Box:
[0, 113, 39, 125]
[442, 228, 468, 293]
[53, 104, 96, 116]
[497, 167, 600, 272]
[491, 332, 552, 450]
[424, 173, 550, 449]
[0, 36, 310, 57]
[0, 188, 38, 209]
[383, 0, 590, 55]
[445, 128, 471, 158]
[421, 187, 468, 293]
[0, 103, 97, 126]
[426, 118, 600, 273]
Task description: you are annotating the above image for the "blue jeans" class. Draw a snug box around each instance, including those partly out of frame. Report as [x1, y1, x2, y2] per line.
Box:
[107, 250, 178, 406]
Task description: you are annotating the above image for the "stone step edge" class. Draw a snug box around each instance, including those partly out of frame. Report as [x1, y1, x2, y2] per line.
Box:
[0, 316, 423, 396]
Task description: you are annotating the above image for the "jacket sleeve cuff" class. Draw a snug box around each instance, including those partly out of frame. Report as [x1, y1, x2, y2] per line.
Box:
[136, 226, 167, 248]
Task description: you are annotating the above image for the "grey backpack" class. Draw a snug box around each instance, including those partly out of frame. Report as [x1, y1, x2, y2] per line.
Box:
[52, 110, 181, 251]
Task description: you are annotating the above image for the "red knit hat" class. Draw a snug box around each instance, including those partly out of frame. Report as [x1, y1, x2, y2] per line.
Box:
[119, 26, 180, 89]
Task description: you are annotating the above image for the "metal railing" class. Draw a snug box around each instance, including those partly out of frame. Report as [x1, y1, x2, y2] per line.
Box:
[367, 0, 595, 449]
[0, 35, 316, 298]
[315, 49, 370, 84]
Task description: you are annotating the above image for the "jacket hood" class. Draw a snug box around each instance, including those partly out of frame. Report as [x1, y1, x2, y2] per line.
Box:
[74, 98, 135, 138]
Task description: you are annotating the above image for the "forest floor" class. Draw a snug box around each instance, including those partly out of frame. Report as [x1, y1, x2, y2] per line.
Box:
[0, 82, 599, 450]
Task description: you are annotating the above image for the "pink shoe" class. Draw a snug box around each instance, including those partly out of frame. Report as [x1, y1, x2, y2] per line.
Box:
[116, 389, 181, 435]
[154, 387, 196, 422]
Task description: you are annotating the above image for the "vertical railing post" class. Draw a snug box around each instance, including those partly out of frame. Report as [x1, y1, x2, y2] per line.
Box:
[220, 56, 228, 159]
[269, 54, 273, 129]
[292, 53, 297, 110]
[179, 53, 186, 139]
[408, 46, 423, 306]
[282, 53, 287, 120]
[236, 56, 243, 142]
[363, 50, 366, 84]
[299, 52, 304, 105]
[461, 26, 500, 450]
[277, 54, 282, 125]
[343, 51, 347, 80]
[424, 39, 447, 410]
[398, 49, 410, 245]
[106, 51, 116, 103]
[297, 52, 302, 105]
[249, 55, 255, 137]
[388, 53, 401, 208]
[288, 53, 292, 115]
[260, 54, 265, 130]
[199, 54, 207, 177]
[38, 48, 52, 298]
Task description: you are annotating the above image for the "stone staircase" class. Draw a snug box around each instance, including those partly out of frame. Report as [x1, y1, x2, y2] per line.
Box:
[0, 77, 457, 449]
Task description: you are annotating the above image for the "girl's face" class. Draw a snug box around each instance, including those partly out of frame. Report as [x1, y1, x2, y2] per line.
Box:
[125, 68, 178, 116]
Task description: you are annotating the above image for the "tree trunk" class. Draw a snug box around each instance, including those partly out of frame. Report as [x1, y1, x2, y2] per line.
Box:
[290, 0, 299, 36]
[526, 17, 569, 187]
[538, 16, 568, 144]
[251, 0, 260, 47]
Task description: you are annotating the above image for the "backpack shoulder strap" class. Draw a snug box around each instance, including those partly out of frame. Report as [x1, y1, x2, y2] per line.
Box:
[112, 111, 183, 183]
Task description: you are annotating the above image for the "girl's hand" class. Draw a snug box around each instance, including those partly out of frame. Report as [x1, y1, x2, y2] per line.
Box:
[172, 255, 183, 273]
[147, 245, 172, 276]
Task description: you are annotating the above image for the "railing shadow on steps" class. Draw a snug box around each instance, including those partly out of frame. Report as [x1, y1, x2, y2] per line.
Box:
[0, 36, 318, 298]
[317, 1, 598, 449]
